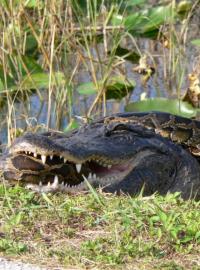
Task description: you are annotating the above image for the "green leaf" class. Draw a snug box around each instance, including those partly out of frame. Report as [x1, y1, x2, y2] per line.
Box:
[170, 229, 178, 240]
[106, 77, 135, 100]
[158, 211, 168, 224]
[77, 82, 97, 96]
[125, 4, 176, 37]
[177, 1, 192, 14]
[25, 34, 38, 54]
[125, 98, 198, 118]
[127, 0, 147, 7]
[41, 193, 54, 207]
[77, 77, 135, 100]
[180, 235, 194, 243]
[111, 14, 124, 26]
[24, 0, 44, 8]
[195, 231, 200, 240]
[150, 215, 160, 223]
[0, 239, 27, 254]
[25, 0, 37, 7]
[0, 65, 16, 91]
[8, 55, 43, 80]
[20, 55, 43, 75]
[191, 39, 200, 47]
[82, 175, 104, 206]
[21, 72, 65, 89]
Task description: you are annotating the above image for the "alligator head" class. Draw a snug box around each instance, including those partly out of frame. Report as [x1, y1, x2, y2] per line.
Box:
[2, 114, 200, 199]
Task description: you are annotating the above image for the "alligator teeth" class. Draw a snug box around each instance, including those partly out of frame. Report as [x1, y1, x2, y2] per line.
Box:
[33, 153, 37, 158]
[102, 163, 108, 167]
[52, 175, 59, 187]
[47, 181, 51, 186]
[64, 158, 67, 163]
[61, 181, 64, 187]
[39, 181, 42, 186]
[93, 173, 97, 179]
[41, 155, 46, 164]
[76, 164, 82, 173]
[50, 155, 53, 160]
[107, 165, 112, 169]
[88, 173, 92, 179]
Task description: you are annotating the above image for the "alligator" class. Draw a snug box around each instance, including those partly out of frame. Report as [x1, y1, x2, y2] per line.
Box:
[1, 111, 200, 199]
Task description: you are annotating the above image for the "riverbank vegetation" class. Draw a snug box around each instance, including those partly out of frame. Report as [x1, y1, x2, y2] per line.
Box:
[0, 0, 200, 143]
[0, 1, 200, 269]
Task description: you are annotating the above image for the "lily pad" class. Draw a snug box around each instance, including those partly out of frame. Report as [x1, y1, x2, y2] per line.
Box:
[77, 82, 97, 96]
[124, 4, 176, 37]
[20, 72, 65, 89]
[77, 76, 135, 100]
[106, 77, 135, 100]
[125, 98, 198, 118]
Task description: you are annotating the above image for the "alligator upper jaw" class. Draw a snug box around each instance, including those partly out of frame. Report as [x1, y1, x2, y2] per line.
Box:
[5, 149, 136, 193]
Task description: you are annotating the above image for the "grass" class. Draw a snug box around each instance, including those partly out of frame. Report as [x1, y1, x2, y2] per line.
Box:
[0, 184, 199, 269]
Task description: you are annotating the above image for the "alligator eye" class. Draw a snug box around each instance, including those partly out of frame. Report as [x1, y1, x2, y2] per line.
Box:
[105, 124, 130, 136]
[113, 124, 130, 131]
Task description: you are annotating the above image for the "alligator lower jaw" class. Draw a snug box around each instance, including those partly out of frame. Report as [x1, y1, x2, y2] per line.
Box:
[7, 150, 135, 193]
[23, 166, 131, 193]
[25, 176, 88, 193]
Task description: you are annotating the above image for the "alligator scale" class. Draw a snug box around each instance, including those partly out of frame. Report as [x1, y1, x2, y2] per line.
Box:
[1, 111, 200, 199]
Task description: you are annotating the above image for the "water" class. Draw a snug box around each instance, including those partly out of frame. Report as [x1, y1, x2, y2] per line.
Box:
[1, 12, 200, 145]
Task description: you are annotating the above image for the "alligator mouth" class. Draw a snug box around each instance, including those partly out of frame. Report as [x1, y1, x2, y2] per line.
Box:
[8, 150, 134, 192]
